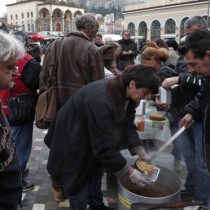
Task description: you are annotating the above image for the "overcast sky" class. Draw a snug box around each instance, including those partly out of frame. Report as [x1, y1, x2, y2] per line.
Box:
[0, 0, 16, 17]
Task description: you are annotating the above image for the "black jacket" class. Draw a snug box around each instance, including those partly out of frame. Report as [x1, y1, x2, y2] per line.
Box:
[46, 79, 143, 196]
[171, 73, 204, 117]
[0, 107, 22, 209]
[184, 77, 210, 172]
[118, 39, 138, 70]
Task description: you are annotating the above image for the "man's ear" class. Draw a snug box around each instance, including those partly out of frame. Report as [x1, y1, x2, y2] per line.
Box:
[129, 80, 135, 88]
[206, 51, 210, 58]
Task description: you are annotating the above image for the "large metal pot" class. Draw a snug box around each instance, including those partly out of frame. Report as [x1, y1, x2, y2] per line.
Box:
[118, 166, 181, 210]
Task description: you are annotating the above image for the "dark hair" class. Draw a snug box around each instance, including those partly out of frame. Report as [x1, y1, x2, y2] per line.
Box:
[0, 22, 9, 33]
[121, 64, 159, 94]
[122, 29, 130, 36]
[166, 39, 178, 51]
[183, 29, 210, 58]
[12, 30, 28, 43]
[96, 32, 102, 38]
[155, 38, 168, 49]
[177, 41, 187, 55]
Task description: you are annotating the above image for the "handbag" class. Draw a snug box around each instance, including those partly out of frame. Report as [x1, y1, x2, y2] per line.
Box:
[35, 39, 62, 129]
[7, 93, 38, 125]
[35, 86, 57, 129]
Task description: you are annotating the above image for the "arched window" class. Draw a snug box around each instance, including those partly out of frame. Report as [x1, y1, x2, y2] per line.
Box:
[151, 20, 161, 41]
[165, 18, 176, 34]
[138, 21, 147, 40]
[31, 24, 34, 32]
[127, 22, 135, 36]
[180, 17, 189, 39]
[28, 23, 30, 31]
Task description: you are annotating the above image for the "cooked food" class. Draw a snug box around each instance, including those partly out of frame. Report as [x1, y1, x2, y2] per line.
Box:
[136, 159, 155, 176]
[149, 112, 165, 121]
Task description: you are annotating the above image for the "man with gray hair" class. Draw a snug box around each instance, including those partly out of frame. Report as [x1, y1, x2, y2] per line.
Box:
[184, 16, 208, 35]
[0, 31, 25, 209]
[41, 13, 111, 209]
[54, 13, 104, 108]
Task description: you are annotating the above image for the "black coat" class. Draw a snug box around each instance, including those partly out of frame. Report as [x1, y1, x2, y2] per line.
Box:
[46, 79, 143, 195]
[184, 77, 210, 172]
[0, 109, 22, 209]
[118, 39, 138, 70]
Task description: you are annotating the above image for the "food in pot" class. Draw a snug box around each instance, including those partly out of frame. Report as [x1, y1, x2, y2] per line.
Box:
[136, 159, 155, 176]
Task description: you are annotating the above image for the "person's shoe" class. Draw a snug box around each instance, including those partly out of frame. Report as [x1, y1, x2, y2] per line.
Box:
[51, 186, 65, 202]
[23, 168, 29, 177]
[181, 189, 195, 195]
[181, 190, 195, 202]
[174, 160, 182, 172]
[22, 180, 34, 192]
[88, 204, 115, 210]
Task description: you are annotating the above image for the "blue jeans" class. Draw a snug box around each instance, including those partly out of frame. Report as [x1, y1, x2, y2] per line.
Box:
[11, 122, 33, 175]
[68, 169, 104, 210]
[179, 122, 210, 206]
[167, 112, 182, 161]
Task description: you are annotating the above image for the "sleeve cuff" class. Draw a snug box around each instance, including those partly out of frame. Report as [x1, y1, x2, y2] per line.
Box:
[114, 162, 130, 178]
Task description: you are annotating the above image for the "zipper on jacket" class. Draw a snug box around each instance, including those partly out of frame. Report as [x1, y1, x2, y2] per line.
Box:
[203, 104, 209, 164]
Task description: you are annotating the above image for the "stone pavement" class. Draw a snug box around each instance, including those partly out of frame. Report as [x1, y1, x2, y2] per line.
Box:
[17, 125, 190, 210]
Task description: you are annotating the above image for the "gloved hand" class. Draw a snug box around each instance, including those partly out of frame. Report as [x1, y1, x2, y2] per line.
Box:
[137, 148, 151, 162]
[129, 169, 148, 187]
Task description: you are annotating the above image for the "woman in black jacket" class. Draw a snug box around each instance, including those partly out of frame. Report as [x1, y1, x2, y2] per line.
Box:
[45, 64, 159, 210]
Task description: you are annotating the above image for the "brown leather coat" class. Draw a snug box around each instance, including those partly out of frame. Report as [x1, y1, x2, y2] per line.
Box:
[56, 32, 105, 108]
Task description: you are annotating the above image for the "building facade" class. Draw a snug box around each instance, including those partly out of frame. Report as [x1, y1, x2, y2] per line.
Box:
[7, 0, 84, 33]
[123, 0, 210, 41]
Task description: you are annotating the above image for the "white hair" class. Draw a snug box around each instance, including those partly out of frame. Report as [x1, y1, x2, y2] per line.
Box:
[0, 30, 25, 62]
[103, 36, 113, 45]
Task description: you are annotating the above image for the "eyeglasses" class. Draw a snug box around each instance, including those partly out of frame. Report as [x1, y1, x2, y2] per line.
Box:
[123, 34, 130, 37]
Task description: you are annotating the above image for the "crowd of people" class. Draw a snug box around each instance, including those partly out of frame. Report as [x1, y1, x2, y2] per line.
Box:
[0, 13, 210, 210]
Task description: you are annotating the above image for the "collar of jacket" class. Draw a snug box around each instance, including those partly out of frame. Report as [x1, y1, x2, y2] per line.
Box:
[107, 76, 137, 124]
[119, 38, 133, 44]
[66, 31, 91, 42]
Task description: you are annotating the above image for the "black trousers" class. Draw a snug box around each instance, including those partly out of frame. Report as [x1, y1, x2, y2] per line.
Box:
[0, 154, 22, 210]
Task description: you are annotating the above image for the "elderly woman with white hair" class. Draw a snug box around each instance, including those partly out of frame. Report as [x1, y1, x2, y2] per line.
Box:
[0, 31, 25, 209]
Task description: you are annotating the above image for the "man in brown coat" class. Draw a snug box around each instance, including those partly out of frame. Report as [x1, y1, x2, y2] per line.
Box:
[56, 14, 105, 108]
